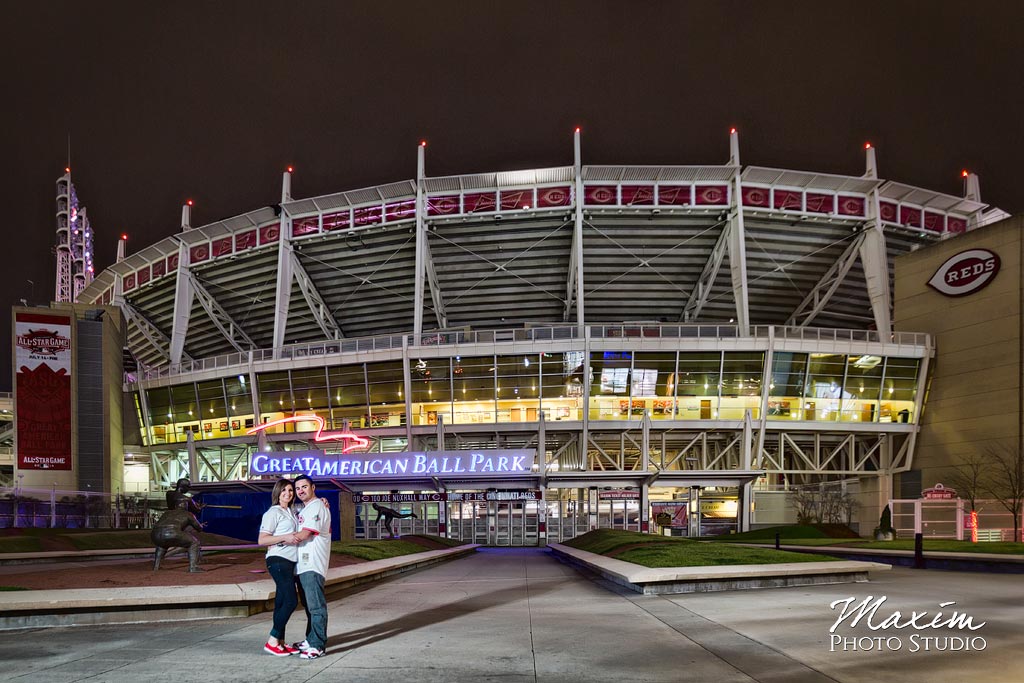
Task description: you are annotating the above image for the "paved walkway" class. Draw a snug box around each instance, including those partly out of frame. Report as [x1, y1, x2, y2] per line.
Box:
[1, 548, 1021, 683]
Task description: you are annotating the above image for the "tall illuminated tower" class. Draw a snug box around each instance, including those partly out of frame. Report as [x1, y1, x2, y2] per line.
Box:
[55, 168, 95, 303]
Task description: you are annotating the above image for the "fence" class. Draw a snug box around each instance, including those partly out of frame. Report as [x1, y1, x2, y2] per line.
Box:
[891, 498, 1023, 541]
[0, 487, 155, 530]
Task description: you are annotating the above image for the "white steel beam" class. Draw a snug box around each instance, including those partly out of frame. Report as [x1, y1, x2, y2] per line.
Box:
[190, 273, 257, 353]
[861, 189, 892, 334]
[681, 221, 730, 322]
[291, 250, 343, 340]
[414, 143, 427, 335]
[122, 302, 189, 363]
[271, 216, 294, 354]
[573, 129, 585, 333]
[564, 224, 577, 322]
[422, 236, 448, 329]
[786, 232, 867, 327]
[169, 241, 194, 365]
[728, 196, 750, 332]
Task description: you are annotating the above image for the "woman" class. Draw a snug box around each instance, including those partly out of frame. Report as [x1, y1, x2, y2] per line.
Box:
[258, 478, 301, 656]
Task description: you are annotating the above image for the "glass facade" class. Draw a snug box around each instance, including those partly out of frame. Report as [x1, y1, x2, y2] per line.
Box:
[138, 350, 923, 445]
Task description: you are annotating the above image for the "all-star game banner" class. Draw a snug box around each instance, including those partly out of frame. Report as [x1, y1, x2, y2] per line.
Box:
[15, 313, 72, 470]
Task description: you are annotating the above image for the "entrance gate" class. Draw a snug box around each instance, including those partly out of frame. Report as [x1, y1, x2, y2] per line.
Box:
[447, 500, 541, 546]
[890, 498, 964, 540]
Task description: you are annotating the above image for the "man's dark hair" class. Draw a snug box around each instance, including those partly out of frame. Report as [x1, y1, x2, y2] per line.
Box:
[293, 474, 314, 489]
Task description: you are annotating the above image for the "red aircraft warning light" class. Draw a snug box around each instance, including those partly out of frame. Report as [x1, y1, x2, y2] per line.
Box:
[864, 142, 872, 150]
[962, 169, 969, 177]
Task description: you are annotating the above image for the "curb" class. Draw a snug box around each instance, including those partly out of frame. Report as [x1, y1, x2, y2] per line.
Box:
[548, 543, 889, 594]
[0, 544, 479, 630]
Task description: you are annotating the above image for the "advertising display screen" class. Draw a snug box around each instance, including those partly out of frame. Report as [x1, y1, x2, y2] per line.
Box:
[600, 367, 629, 394]
[15, 312, 72, 470]
[631, 368, 658, 395]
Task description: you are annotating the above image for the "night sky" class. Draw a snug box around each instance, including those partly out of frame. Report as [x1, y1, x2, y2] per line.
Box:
[2, 2, 1022, 390]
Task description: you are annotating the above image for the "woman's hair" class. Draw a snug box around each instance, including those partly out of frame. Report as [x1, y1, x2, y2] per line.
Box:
[271, 478, 294, 507]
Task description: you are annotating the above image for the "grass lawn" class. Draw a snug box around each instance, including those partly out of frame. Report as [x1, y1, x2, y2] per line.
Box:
[0, 528, 249, 552]
[710, 526, 1024, 555]
[0, 537, 43, 553]
[822, 539, 1024, 554]
[713, 524, 858, 542]
[330, 535, 466, 561]
[563, 529, 840, 568]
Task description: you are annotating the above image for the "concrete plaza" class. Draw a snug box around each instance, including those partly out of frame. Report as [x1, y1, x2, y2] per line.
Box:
[1, 548, 1020, 683]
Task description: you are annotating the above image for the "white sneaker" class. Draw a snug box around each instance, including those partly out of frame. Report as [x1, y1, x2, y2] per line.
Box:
[300, 647, 324, 659]
[291, 640, 310, 652]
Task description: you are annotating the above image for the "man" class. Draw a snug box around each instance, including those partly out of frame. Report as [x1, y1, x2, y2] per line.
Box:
[291, 475, 331, 659]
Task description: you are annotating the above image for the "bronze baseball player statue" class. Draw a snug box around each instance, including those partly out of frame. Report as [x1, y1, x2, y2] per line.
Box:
[372, 502, 418, 539]
[151, 497, 205, 572]
[166, 477, 205, 516]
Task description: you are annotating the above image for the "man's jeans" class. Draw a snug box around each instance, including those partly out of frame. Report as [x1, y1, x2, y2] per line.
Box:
[297, 571, 328, 650]
[266, 557, 298, 641]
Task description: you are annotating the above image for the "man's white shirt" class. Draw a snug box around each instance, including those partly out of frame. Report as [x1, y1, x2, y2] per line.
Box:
[296, 497, 332, 576]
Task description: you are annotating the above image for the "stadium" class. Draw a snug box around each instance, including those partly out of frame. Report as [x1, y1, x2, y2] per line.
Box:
[53, 130, 1007, 544]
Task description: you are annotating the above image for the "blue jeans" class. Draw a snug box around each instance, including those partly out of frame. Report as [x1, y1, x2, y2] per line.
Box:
[266, 557, 298, 641]
[297, 571, 328, 650]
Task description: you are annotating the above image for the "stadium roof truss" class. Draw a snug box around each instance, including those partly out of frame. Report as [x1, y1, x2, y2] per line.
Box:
[83, 145, 988, 374]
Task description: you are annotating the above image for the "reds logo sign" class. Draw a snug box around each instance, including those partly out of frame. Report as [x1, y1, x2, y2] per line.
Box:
[927, 249, 1000, 297]
[16, 328, 71, 356]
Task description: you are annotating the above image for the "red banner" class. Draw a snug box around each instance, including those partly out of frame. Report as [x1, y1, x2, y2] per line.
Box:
[837, 196, 865, 217]
[501, 189, 532, 210]
[741, 187, 769, 207]
[537, 186, 571, 207]
[292, 216, 320, 236]
[234, 229, 257, 251]
[15, 313, 72, 470]
[584, 185, 617, 205]
[259, 223, 281, 245]
[773, 189, 802, 211]
[427, 195, 460, 216]
[805, 192, 833, 214]
[212, 237, 233, 257]
[620, 185, 655, 205]
[658, 185, 692, 206]
[900, 206, 922, 228]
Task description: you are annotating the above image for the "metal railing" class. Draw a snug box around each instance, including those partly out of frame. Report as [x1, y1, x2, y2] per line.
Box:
[134, 324, 931, 385]
[0, 487, 155, 530]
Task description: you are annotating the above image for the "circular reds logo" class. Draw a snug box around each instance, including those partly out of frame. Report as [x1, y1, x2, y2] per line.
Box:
[927, 249, 1000, 297]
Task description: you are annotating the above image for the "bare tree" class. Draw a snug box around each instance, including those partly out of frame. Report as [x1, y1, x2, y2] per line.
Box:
[790, 488, 820, 525]
[945, 451, 988, 512]
[789, 487, 858, 526]
[983, 443, 1024, 541]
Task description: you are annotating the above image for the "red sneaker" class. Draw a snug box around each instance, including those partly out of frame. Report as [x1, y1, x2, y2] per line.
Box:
[264, 642, 293, 656]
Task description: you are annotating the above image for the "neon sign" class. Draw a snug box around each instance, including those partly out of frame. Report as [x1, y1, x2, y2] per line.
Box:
[249, 449, 535, 478]
[246, 414, 369, 453]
